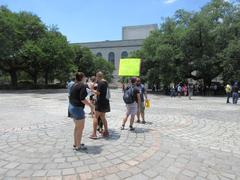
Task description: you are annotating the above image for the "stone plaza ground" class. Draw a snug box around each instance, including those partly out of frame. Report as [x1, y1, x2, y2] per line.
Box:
[0, 89, 240, 180]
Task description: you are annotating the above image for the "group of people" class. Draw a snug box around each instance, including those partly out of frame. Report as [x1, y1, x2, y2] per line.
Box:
[67, 72, 110, 151]
[170, 82, 194, 100]
[66, 72, 148, 152]
[225, 82, 239, 104]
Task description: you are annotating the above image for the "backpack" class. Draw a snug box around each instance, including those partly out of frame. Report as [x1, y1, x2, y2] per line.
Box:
[123, 86, 135, 104]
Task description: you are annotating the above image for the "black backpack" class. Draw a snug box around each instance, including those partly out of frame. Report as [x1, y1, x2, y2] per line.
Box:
[123, 86, 134, 104]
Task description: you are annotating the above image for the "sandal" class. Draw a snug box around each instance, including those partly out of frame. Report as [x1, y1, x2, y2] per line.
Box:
[89, 136, 98, 140]
[103, 131, 109, 137]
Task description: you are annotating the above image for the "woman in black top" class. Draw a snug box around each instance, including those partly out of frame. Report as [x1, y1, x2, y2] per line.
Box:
[90, 72, 110, 139]
[69, 72, 94, 151]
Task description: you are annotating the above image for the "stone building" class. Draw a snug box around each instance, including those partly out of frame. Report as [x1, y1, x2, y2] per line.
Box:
[74, 24, 158, 79]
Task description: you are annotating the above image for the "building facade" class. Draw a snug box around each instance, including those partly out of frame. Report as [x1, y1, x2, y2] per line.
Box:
[75, 24, 158, 79]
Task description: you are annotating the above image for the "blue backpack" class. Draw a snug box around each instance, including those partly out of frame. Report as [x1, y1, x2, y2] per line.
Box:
[123, 86, 134, 104]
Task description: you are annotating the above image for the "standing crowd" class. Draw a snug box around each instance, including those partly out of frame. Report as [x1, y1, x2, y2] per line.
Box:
[66, 72, 149, 152]
[225, 82, 239, 104]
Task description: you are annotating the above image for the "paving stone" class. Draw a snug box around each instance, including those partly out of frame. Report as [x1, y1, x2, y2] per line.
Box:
[32, 170, 48, 177]
[117, 170, 132, 179]
[4, 162, 20, 169]
[0, 90, 240, 179]
[47, 170, 62, 176]
[62, 168, 75, 176]
[182, 169, 197, 178]
[5, 169, 22, 176]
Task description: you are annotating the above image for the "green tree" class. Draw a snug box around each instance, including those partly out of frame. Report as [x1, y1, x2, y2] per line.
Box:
[94, 57, 114, 82]
[19, 40, 44, 85]
[0, 6, 46, 86]
[72, 45, 95, 77]
[39, 29, 74, 85]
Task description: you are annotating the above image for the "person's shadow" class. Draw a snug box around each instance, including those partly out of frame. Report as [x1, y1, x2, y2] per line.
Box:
[76, 145, 103, 154]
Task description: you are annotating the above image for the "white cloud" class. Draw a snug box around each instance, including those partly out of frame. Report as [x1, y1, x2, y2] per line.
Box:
[164, 0, 177, 4]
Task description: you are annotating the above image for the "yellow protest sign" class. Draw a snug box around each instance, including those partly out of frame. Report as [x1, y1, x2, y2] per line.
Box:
[118, 58, 141, 76]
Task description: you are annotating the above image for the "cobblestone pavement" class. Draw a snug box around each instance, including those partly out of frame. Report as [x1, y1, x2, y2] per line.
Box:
[0, 89, 240, 180]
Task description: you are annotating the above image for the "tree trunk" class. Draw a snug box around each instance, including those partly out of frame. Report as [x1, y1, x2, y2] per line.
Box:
[33, 74, 38, 87]
[10, 70, 18, 87]
[45, 70, 49, 85]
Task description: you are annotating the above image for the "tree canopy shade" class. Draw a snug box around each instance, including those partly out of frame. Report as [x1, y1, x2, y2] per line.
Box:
[134, 0, 240, 87]
[0, 6, 114, 87]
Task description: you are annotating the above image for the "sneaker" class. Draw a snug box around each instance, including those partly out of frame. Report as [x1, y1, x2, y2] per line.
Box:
[129, 126, 135, 131]
[75, 144, 87, 151]
[121, 125, 125, 130]
[73, 143, 84, 150]
[136, 120, 140, 123]
[142, 121, 146, 124]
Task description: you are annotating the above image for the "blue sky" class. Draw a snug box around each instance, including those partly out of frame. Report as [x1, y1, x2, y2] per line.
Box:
[0, 0, 213, 43]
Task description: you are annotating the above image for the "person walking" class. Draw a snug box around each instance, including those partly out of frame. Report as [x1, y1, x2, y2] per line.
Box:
[90, 72, 110, 139]
[232, 83, 239, 104]
[188, 83, 194, 100]
[136, 78, 148, 124]
[170, 84, 176, 98]
[121, 77, 141, 131]
[225, 83, 232, 104]
[177, 83, 182, 97]
[69, 72, 94, 151]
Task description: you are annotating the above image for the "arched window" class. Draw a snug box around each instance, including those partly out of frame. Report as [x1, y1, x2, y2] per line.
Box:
[108, 52, 115, 66]
[121, 51, 128, 58]
[96, 52, 102, 57]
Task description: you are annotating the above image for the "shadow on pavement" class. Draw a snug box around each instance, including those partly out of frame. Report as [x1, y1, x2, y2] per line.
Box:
[134, 127, 152, 134]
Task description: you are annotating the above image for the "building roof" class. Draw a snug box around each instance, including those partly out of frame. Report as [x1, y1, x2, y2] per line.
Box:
[73, 39, 144, 49]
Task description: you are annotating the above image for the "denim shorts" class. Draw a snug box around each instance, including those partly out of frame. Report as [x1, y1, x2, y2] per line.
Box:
[68, 103, 85, 120]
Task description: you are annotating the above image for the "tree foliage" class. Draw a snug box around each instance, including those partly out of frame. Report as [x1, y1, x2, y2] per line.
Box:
[0, 6, 114, 87]
[138, 0, 240, 87]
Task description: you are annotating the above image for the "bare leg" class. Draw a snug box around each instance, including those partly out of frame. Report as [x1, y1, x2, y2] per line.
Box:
[100, 113, 108, 132]
[130, 114, 135, 126]
[122, 113, 129, 126]
[141, 112, 145, 122]
[75, 120, 85, 148]
[74, 124, 77, 146]
[91, 111, 99, 138]
[137, 110, 140, 121]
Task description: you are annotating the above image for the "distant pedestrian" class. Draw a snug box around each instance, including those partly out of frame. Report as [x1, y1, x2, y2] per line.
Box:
[232, 83, 239, 104]
[121, 77, 141, 131]
[188, 83, 194, 100]
[90, 72, 110, 139]
[182, 84, 188, 96]
[225, 83, 232, 104]
[170, 84, 176, 97]
[69, 72, 94, 151]
[136, 78, 148, 124]
[177, 83, 182, 97]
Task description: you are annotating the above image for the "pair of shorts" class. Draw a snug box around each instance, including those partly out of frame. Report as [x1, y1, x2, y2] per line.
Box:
[68, 103, 85, 120]
[126, 102, 138, 116]
[138, 102, 145, 113]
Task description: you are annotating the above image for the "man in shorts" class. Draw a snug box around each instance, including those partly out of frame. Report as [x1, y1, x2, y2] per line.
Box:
[121, 77, 141, 131]
[136, 78, 148, 124]
[90, 72, 110, 139]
